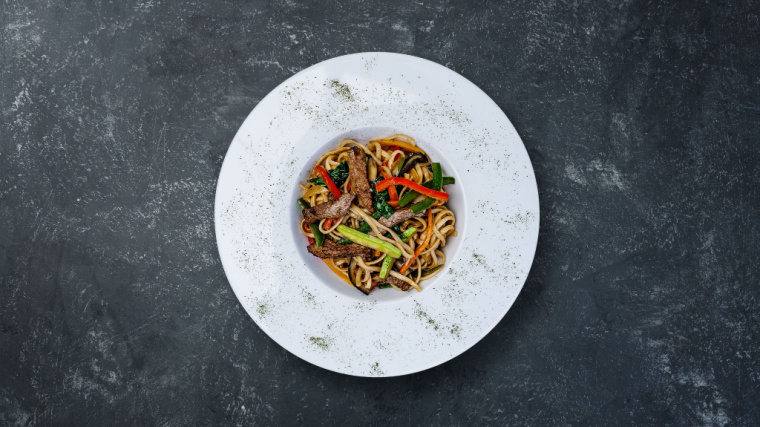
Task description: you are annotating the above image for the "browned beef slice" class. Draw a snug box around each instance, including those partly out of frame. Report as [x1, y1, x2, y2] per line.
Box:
[307, 239, 373, 259]
[378, 208, 424, 228]
[377, 274, 413, 291]
[302, 193, 355, 224]
[348, 146, 374, 213]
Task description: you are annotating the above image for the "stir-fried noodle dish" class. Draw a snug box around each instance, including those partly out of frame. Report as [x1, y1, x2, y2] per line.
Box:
[298, 134, 457, 294]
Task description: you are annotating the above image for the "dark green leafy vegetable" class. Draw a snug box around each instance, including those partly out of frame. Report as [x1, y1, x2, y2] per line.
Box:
[383, 225, 403, 240]
[335, 238, 353, 245]
[308, 161, 349, 187]
[374, 196, 395, 219]
[398, 176, 455, 207]
[357, 221, 372, 233]
[371, 177, 396, 219]
[377, 283, 392, 289]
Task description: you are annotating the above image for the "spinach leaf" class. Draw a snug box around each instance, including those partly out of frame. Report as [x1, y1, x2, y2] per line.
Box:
[371, 177, 396, 219]
[308, 161, 349, 187]
[374, 193, 395, 219]
[335, 238, 353, 245]
[384, 225, 403, 239]
[357, 221, 372, 233]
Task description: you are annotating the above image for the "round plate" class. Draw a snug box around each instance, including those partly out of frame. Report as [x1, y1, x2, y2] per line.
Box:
[215, 52, 539, 377]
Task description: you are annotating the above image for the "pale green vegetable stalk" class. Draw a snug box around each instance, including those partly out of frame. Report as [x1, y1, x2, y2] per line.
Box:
[379, 256, 394, 279]
[336, 225, 402, 258]
[401, 227, 417, 242]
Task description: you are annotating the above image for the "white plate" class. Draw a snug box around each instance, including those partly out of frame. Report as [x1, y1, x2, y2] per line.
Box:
[215, 52, 539, 377]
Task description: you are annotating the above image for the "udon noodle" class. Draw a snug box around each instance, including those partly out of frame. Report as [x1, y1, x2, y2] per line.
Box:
[298, 134, 456, 293]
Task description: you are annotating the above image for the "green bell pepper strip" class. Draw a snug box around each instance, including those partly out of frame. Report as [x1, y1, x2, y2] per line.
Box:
[379, 256, 394, 279]
[398, 176, 455, 207]
[297, 198, 325, 247]
[410, 197, 437, 213]
[409, 163, 443, 213]
[336, 225, 402, 258]
[431, 163, 442, 191]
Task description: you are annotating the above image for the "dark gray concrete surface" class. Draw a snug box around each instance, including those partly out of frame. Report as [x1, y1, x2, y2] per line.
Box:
[2, 0, 758, 425]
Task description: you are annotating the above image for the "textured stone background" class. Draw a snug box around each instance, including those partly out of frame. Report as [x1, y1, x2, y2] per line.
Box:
[2, 0, 758, 425]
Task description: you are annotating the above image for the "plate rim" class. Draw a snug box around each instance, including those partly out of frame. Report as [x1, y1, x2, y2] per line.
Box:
[214, 52, 540, 377]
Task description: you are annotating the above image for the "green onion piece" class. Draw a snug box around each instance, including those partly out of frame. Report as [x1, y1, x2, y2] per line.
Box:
[378, 284, 392, 289]
[431, 163, 442, 191]
[309, 223, 325, 247]
[297, 198, 325, 247]
[395, 156, 406, 176]
[336, 225, 402, 258]
[421, 264, 444, 276]
[398, 176, 455, 207]
[401, 227, 417, 242]
[379, 256, 394, 279]
[297, 198, 310, 210]
[410, 197, 436, 213]
[398, 188, 421, 208]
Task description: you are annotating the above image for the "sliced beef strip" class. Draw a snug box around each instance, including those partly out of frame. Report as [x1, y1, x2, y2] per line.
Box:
[375, 274, 413, 291]
[378, 208, 424, 228]
[348, 146, 374, 213]
[302, 193, 355, 224]
[307, 239, 373, 259]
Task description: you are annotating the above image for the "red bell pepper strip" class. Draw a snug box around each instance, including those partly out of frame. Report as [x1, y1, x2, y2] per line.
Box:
[380, 170, 399, 202]
[314, 166, 342, 200]
[375, 177, 449, 203]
